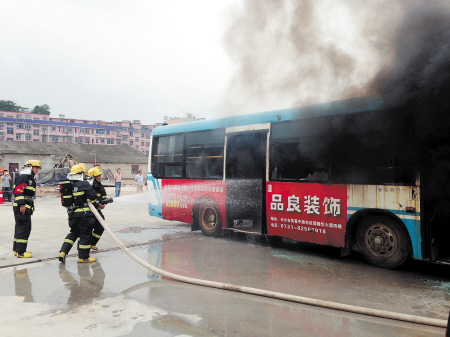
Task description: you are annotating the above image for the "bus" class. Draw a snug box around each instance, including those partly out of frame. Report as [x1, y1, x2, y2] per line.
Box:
[147, 94, 449, 269]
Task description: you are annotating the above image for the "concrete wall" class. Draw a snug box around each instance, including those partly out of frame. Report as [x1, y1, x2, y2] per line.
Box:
[77, 162, 147, 180]
[0, 154, 147, 181]
[0, 153, 57, 173]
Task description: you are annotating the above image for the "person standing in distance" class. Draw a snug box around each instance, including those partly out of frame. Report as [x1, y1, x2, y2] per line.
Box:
[135, 170, 143, 193]
[58, 164, 102, 263]
[87, 167, 109, 250]
[13, 160, 42, 258]
[1, 169, 12, 202]
[114, 168, 122, 197]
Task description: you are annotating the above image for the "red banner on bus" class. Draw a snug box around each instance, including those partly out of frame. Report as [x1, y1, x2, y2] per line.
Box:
[266, 182, 347, 247]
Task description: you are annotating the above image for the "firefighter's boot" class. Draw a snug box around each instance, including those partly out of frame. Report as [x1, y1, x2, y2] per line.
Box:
[79, 257, 96, 263]
[17, 252, 33, 258]
[91, 246, 98, 250]
[59, 252, 66, 263]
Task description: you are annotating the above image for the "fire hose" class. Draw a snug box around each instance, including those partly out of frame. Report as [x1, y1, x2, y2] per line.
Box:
[87, 201, 447, 328]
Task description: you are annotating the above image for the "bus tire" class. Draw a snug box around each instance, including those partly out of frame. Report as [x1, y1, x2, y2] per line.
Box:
[356, 215, 409, 269]
[198, 201, 222, 237]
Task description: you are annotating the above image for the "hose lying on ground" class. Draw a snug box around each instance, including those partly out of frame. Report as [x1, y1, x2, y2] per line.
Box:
[87, 201, 447, 328]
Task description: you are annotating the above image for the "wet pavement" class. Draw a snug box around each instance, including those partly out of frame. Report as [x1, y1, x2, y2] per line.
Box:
[0, 190, 449, 336]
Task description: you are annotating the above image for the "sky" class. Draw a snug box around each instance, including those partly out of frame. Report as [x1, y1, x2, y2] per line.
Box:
[0, 0, 237, 125]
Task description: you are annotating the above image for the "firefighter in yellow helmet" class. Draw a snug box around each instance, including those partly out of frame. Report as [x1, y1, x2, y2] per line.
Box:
[58, 164, 101, 263]
[87, 167, 112, 250]
[12, 160, 42, 258]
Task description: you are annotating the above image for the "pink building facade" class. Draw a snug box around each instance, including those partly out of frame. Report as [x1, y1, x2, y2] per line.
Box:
[0, 111, 156, 155]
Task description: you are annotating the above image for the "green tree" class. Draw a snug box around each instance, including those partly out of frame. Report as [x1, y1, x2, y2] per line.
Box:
[31, 104, 51, 115]
[0, 100, 23, 112]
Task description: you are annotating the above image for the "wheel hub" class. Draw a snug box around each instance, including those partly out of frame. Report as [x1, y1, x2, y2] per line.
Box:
[365, 224, 397, 257]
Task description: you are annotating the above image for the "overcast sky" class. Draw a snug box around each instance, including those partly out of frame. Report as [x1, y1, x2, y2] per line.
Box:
[0, 0, 237, 125]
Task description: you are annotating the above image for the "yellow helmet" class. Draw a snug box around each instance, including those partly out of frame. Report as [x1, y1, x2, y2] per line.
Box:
[70, 164, 87, 175]
[25, 160, 42, 167]
[88, 166, 102, 177]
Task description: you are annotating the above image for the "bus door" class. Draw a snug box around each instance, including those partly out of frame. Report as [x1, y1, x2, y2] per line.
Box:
[224, 124, 270, 234]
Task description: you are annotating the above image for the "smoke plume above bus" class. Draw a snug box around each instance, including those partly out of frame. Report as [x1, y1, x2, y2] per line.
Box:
[218, 0, 450, 116]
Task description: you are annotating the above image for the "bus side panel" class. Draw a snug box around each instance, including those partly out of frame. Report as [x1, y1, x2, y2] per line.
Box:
[161, 179, 226, 224]
[266, 182, 347, 247]
[148, 172, 163, 218]
[347, 185, 422, 260]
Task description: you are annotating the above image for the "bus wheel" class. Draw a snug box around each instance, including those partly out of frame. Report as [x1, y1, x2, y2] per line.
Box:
[356, 216, 409, 269]
[198, 201, 222, 237]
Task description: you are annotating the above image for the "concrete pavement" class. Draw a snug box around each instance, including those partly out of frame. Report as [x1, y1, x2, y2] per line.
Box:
[0, 186, 189, 267]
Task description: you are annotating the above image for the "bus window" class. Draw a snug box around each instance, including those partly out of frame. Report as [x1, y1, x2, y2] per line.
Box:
[270, 140, 329, 182]
[205, 147, 223, 178]
[186, 147, 204, 178]
[186, 146, 224, 179]
[151, 134, 184, 178]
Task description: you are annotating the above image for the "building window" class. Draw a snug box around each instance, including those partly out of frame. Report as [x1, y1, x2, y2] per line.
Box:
[0, 132, 4, 140]
[130, 140, 134, 145]
[75, 137, 83, 143]
[52, 136, 59, 142]
[0, 113, 2, 117]
[122, 135, 128, 140]
[96, 139, 99, 143]
[16, 123, 24, 129]
[135, 137, 139, 142]
[107, 130, 110, 135]
[16, 134, 22, 140]
[130, 131, 134, 136]
[25, 133, 31, 140]
[7, 127, 14, 134]
[25, 115, 31, 119]
[25, 124, 31, 129]
[67, 127, 72, 132]
[85, 138, 90, 143]
[33, 139, 39, 142]
[141, 142, 144, 146]
[117, 140, 121, 145]
[52, 126, 56, 131]
[107, 139, 114, 144]
[96, 129, 106, 135]
[33, 124, 39, 128]
[7, 123, 13, 126]
[101, 138, 105, 143]
[67, 136, 73, 142]
[33, 130, 39, 136]
[17, 114, 22, 119]
[83, 121, 89, 124]
[0, 122, 3, 128]
[131, 165, 139, 174]
[33, 117, 40, 120]
[141, 133, 144, 138]
[42, 135, 47, 142]
[43, 117, 47, 121]
[117, 131, 122, 136]
[146, 142, 150, 147]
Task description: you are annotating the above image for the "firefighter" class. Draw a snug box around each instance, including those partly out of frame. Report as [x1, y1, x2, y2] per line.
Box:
[13, 160, 42, 258]
[87, 166, 108, 250]
[58, 164, 102, 263]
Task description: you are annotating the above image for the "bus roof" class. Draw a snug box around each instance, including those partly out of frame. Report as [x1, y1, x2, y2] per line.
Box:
[152, 94, 384, 136]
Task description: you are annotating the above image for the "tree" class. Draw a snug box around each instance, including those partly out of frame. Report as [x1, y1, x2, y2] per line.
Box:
[0, 100, 23, 112]
[31, 104, 51, 115]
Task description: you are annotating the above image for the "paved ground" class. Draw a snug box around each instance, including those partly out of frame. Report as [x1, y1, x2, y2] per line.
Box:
[0, 187, 448, 336]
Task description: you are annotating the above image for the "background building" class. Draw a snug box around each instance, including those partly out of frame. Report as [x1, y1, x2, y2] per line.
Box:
[0, 110, 157, 155]
[0, 141, 149, 181]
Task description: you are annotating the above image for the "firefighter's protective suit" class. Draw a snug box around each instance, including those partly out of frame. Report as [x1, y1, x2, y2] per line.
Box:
[12, 160, 42, 258]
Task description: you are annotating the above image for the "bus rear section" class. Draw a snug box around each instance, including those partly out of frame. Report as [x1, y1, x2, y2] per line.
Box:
[148, 95, 449, 269]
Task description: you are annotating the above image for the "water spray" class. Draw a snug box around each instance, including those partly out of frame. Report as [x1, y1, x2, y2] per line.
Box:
[87, 201, 447, 328]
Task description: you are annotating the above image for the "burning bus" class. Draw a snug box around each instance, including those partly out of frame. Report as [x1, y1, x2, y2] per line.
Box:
[147, 94, 450, 269]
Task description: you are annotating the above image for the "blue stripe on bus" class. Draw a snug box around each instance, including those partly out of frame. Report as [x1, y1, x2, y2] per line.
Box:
[347, 206, 420, 217]
[346, 207, 422, 260]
